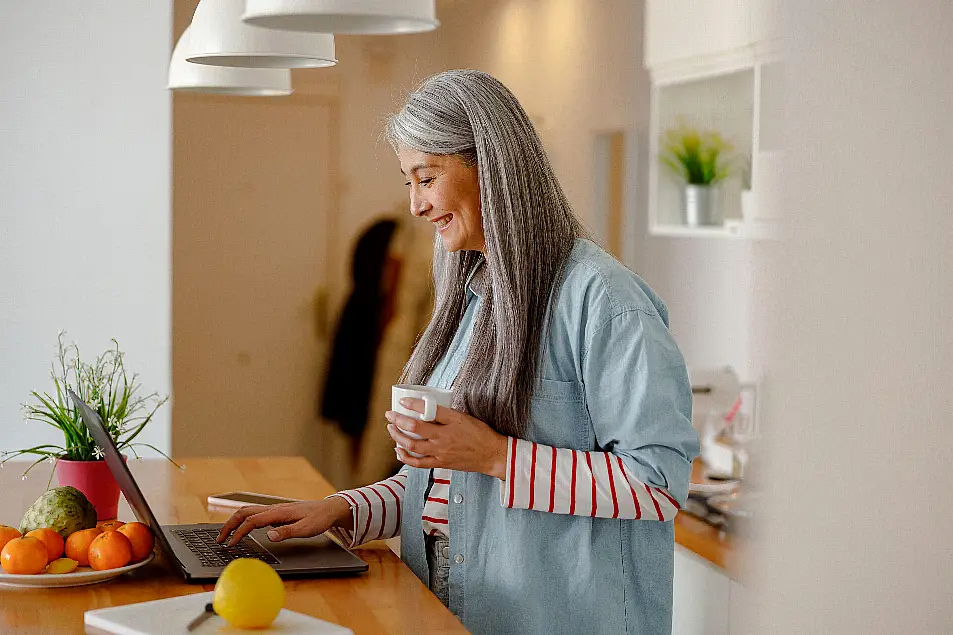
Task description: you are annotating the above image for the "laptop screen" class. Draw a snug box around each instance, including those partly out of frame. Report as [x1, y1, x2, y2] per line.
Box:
[67, 389, 176, 556]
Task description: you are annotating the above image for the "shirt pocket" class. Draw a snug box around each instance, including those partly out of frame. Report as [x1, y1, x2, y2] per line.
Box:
[528, 378, 592, 449]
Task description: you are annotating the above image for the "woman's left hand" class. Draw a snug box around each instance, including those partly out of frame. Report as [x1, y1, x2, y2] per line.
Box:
[386, 398, 509, 480]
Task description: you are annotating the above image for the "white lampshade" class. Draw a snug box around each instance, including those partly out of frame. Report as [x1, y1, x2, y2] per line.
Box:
[242, 0, 439, 35]
[187, 0, 337, 69]
[168, 27, 293, 96]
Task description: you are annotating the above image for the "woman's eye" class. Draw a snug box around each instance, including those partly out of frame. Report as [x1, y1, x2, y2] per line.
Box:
[404, 181, 411, 187]
[421, 178, 434, 187]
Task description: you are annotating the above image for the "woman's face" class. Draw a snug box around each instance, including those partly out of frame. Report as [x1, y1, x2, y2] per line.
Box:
[398, 146, 485, 253]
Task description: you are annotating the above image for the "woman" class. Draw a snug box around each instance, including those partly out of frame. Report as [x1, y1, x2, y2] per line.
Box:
[219, 69, 699, 635]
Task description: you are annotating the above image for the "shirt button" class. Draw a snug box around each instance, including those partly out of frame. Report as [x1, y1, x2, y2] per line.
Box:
[453, 554, 464, 564]
[453, 494, 463, 504]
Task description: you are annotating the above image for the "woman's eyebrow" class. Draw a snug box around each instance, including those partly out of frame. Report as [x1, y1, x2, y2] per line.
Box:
[400, 163, 435, 176]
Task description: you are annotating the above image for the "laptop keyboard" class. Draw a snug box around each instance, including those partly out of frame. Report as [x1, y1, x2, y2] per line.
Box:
[173, 528, 280, 568]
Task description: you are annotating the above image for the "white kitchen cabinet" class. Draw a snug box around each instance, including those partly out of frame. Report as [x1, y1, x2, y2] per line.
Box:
[728, 579, 753, 635]
[748, 0, 781, 50]
[645, 0, 751, 70]
[672, 546, 730, 635]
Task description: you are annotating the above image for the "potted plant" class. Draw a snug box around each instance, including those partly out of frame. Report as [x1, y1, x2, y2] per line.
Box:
[660, 120, 735, 226]
[1, 332, 175, 520]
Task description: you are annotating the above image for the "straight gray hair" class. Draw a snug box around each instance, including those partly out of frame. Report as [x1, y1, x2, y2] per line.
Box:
[387, 69, 586, 437]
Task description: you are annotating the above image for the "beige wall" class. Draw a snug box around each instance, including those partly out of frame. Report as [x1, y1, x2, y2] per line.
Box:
[437, 0, 649, 232]
[171, 1, 451, 486]
[172, 0, 751, 487]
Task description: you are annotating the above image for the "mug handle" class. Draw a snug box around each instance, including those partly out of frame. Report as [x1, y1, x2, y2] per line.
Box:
[422, 394, 438, 421]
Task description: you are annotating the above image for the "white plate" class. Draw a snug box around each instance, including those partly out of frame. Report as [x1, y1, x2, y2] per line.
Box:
[688, 479, 740, 494]
[0, 552, 155, 589]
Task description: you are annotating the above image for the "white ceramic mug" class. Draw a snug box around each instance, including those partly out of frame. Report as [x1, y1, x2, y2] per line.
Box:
[391, 384, 454, 458]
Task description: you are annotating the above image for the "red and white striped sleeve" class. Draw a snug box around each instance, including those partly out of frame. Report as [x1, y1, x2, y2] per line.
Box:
[326, 469, 407, 548]
[500, 438, 681, 521]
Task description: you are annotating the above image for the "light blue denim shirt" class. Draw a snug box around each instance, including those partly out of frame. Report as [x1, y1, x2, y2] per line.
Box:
[400, 238, 699, 635]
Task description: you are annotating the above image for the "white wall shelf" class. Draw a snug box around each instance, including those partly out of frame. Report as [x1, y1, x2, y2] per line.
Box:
[652, 218, 776, 240]
[644, 0, 781, 241]
[652, 224, 740, 239]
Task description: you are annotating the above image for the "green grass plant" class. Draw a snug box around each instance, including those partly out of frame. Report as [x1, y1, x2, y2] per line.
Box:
[2, 332, 176, 477]
[661, 120, 735, 185]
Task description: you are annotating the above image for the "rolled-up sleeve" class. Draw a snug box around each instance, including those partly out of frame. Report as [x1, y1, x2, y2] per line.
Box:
[582, 308, 699, 506]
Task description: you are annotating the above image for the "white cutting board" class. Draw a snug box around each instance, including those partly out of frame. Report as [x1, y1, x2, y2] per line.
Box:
[84, 591, 353, 634]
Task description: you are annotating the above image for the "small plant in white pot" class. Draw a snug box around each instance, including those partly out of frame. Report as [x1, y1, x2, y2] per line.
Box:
[660, 121, 735, 226]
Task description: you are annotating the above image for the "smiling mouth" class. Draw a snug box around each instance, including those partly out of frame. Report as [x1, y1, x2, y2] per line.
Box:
[433, 213, 453, 232]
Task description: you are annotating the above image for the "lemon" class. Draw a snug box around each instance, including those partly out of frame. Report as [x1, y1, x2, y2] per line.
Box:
[46, 558, 79, 574]
[213, 558, 285, 628]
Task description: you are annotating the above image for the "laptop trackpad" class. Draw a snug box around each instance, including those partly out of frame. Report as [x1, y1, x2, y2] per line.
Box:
[249, 529, 364, 571]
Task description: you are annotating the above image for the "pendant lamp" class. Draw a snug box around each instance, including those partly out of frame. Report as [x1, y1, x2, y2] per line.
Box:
[242, 0, 439, 35]
[187, 0, 337, 68]
[169, 27, 293, 96]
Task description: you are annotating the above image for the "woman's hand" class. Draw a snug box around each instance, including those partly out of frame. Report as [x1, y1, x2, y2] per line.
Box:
[386, 398, 509, 480]
[215, 497, 352, 547]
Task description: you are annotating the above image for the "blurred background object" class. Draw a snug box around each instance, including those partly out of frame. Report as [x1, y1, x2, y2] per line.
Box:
[355, 218, 436, 486]
[320, 218, 399, 448]
[747, 1, 953, 634]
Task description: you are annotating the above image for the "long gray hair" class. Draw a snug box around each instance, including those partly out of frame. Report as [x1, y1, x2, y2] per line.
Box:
[387, 69, 585, 437]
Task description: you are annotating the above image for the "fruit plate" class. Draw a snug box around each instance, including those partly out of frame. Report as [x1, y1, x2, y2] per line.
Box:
[0, 552, 155, 589]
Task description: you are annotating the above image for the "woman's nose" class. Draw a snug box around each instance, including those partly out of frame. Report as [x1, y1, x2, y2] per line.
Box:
[410, 189, 432, 217]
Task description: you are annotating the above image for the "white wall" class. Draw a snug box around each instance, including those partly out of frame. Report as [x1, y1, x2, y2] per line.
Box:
[0, 4, 172, 457]
[750, 1, 953, 632]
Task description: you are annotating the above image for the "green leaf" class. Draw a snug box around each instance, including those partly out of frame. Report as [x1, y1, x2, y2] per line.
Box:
[659, 121, 737, 185]
[15, 334, 171, 468]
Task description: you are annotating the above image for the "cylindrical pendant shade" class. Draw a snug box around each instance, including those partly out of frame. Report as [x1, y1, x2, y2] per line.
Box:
[169, 27, 293, 96]
[187, 0, 337, 69]
[242, 0, 439, 35]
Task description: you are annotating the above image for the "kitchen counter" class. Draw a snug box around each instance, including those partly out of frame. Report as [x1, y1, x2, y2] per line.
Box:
[674, 459, 738, 577]
[0, 457, 467, 635]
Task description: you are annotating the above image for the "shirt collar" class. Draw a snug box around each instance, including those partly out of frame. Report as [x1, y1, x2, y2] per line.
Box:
[465, 258, 486, 299]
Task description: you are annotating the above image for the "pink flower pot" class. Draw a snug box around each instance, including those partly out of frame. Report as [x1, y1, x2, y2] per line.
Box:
[56, 456, 127, 521]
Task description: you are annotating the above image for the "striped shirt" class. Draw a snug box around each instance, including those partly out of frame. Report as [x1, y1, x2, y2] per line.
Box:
[327, 437, 680, 547]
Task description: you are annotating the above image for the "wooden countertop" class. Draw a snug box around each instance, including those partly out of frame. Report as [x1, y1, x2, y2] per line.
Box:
[674, 459, 737, 576]
[0, 457, 467, 635]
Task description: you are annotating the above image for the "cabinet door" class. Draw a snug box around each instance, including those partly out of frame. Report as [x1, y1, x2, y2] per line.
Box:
[645, 0, 751, 69]
[672, 547, 731, 635]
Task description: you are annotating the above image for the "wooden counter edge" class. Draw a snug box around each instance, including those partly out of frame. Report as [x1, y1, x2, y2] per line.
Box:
[676, 459, 740, 579]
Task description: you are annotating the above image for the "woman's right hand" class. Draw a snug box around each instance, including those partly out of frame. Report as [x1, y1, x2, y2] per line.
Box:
[215, 497, 352, 546]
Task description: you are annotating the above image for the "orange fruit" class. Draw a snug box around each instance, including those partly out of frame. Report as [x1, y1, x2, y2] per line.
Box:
[116, 522, 155, 563]
[88, 531, 132, 571]
[65, 527, 103, 566]
[1, 536, 49, 574]
[25, 528, 65, 561]
[0, 525, 21, 552]
[97, 520, 125, 532]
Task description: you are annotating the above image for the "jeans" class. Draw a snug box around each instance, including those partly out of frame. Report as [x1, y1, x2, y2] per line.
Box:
[425, 534, 450, 608]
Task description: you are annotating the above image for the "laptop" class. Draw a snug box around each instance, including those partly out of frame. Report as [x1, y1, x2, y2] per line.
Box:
[68, 389, 368, 582]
